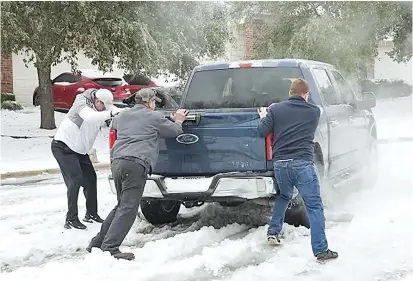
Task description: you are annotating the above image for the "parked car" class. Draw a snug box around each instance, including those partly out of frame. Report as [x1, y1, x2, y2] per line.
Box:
[108, 59, 378, 228]
[33, 69, 157, 112]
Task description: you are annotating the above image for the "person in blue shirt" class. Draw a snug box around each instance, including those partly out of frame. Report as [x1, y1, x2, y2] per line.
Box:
[257, 78, 338, 261]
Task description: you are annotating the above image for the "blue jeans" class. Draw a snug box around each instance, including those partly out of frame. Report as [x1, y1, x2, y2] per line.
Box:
[268, 159, 328, 256]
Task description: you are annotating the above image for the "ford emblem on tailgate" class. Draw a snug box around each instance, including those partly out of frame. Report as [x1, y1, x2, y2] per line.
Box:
[176, 133, 199, 144]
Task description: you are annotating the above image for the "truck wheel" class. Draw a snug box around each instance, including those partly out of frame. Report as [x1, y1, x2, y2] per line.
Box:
[140, 200, 181, 225]
[284, 195, 310, 228]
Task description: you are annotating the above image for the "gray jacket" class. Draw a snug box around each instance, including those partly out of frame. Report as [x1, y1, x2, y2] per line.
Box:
[110, 104, 183, 172]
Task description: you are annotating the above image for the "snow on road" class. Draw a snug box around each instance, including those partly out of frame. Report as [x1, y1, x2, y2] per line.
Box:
[0, 96, 412, 280]
[0, 141, 412, 281]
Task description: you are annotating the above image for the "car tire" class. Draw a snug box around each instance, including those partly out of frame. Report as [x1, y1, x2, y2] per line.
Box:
[33, 93, 40, 106]
[140, 199, 181, 225]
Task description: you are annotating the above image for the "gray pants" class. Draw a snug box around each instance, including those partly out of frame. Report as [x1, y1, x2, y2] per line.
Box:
[90, 158, 147, 254]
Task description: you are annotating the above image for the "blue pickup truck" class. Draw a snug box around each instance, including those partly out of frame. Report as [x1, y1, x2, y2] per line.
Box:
[108, 59, 378, 228]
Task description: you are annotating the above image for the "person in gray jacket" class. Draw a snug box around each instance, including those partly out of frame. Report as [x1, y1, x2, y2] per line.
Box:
[87, 88, 188, 260]
[52, 88, 122, 230]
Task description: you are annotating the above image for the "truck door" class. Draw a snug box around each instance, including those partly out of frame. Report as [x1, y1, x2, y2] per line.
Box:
[330, 70, 371, 172]
[312, 68, 353, 181]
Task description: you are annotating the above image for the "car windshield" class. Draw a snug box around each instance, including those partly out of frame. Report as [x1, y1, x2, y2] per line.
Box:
[183, 67, 304, 109]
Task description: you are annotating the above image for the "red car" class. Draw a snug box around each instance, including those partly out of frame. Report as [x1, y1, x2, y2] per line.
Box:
[33, 69, 157, 112]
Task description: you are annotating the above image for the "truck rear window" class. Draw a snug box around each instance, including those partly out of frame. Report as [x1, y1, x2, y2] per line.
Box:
[183, 67, 304, 109]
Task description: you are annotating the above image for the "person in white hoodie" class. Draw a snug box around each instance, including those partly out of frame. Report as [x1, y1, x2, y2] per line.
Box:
[51, 88, 122, 230]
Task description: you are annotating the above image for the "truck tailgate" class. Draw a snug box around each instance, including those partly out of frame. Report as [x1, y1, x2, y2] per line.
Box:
[153, 109, 267, 176]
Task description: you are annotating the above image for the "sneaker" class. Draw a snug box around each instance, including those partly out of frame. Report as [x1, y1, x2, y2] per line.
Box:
[267, 233, 281, 245]
[64, 218, 87, 230]
[83, 214, 104, 223]
[112, 251, 135, 261]
[316, 249, 339, 261]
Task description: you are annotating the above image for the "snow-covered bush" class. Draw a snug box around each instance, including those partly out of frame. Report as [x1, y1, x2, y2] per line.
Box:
[360, 79, 412, 98]
[1, 100, 23, 110]
[1, 92, 16, 102]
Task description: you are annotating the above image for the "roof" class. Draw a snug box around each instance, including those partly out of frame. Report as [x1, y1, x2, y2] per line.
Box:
[194, 59, 333, 72]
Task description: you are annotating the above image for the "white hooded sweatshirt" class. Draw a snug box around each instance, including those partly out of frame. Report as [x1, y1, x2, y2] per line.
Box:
[54, 89, 120, 155]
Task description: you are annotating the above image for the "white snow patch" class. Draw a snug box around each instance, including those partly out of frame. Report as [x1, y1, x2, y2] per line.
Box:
[372, 96, 412, 140]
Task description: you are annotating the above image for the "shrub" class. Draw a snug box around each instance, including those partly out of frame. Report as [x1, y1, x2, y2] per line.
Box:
[1, 92, 16, 102]
[360, 79, 412, 98]
[1, 100, 23, 110]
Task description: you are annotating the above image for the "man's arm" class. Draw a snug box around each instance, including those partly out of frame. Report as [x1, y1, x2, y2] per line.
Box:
[78, 106, 111, 123]
[158, 114, 183, 138]
[257, 106, 275, 137]
[110, 113, 119, 130]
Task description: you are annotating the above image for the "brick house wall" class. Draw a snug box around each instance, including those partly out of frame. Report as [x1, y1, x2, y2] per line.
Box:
[1, 54, 13, 93]
[244, 24, 255, 59]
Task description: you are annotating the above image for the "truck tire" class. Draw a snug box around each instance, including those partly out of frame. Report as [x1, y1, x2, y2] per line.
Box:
[284, 195, 310, 228]
[140, 200, 181, 225]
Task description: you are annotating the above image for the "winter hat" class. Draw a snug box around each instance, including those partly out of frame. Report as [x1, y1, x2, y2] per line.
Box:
[95, 89, 114, 108]
[135, 88, 161, 103]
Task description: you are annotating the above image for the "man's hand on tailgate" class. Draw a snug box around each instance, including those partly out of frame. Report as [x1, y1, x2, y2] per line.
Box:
[258, 107, 268, 119]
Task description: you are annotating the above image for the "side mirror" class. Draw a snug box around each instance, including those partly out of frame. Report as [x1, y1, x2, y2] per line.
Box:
[359, 92, 376, 110]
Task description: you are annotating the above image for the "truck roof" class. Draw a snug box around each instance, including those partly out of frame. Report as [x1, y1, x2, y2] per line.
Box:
[194, 59, 333, 72]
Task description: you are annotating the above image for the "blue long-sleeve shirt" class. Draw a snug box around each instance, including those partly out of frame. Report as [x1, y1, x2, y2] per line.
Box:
[257, 96, 321, 162]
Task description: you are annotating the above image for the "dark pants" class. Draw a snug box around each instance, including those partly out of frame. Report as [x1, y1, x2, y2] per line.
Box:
[51, 140, 98, 221]
[90, 158, 147, 254]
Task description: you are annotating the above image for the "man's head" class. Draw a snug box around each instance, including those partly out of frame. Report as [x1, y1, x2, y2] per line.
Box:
[135, 88, 161, 111]
[94, 89, 114, 111]
[289, 78, 310, 102]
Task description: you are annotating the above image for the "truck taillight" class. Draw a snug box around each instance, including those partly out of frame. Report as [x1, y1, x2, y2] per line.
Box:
[109, 129, 117, 149]
[265, 132, 274, 160]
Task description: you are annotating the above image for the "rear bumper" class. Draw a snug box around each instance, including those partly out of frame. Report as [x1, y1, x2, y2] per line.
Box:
[108, 171, 277, 201]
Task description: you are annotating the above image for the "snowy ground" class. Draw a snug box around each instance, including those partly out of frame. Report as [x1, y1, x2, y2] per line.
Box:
[0, 141, 412, 281]
[0, 96, 412, 281]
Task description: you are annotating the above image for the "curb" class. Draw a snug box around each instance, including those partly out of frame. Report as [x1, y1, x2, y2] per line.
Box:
[0, 163, 111, 180]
